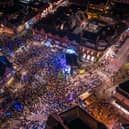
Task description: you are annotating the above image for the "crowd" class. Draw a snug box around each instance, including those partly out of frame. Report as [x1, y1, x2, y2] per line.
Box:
[0, 27, 103, 128]
[0, 23, 126, 129]
[0, 1, 128, 128]
[88, 100, 119, 126]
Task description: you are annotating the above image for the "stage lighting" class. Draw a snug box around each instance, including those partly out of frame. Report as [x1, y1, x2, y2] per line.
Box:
[44, 40, 53, 48]
[66, 48, 76, 55]
[64, 65, 71, 74]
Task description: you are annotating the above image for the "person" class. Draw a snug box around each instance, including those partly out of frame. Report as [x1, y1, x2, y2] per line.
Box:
[21, 71, 28, 84]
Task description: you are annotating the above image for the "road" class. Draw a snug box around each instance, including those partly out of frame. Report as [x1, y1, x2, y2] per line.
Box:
[71, 37, 129, 99]
[108, 38, 129, 72]
[71, 36, 129, 128]
[16, 0, 68, 33]
[94, 38, 129, 97]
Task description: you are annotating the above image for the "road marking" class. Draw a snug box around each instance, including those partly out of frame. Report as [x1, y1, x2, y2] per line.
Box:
[107, 58, 122, 67]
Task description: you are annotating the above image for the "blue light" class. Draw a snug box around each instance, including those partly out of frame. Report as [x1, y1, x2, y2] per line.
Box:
[13, 102, 23, 112]
[64, 65, 71, 74]
[126, 28, 129, 32]
[44, 40, 53, 48]
[5, 112, 12, 118]
[66, 48, 76, 54]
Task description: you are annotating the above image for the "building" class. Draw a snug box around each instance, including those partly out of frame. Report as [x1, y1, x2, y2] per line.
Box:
[0, 55, 14, 88]
[17, 0, 34, 4]
[45, 106, 107, 129]
[112, 80, 129, 120]
[0, 0, 14, 8]
[113, 0, 129, 4]
[111, 0, 129, 15]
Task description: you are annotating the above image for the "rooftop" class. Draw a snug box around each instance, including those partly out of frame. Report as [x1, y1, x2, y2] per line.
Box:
[119, 80, 129, 93]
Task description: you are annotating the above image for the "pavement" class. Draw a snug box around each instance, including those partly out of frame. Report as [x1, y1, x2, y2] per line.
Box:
[108, 38, 129, 72]
[71, 36, 129, 126]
